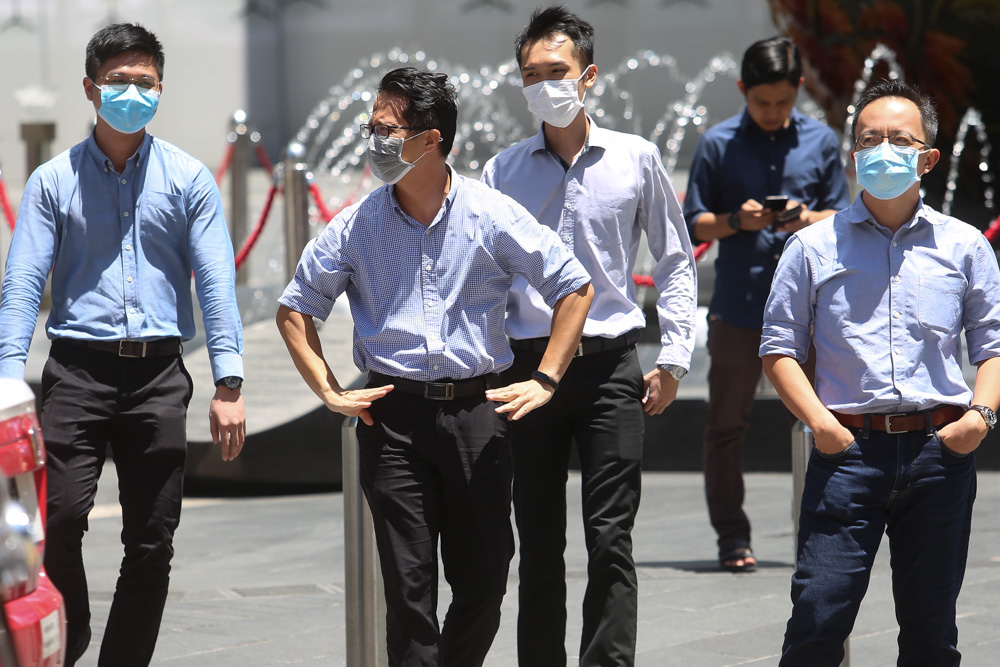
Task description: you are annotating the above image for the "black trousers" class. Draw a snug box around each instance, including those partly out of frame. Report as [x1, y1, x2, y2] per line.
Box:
[357, 383, 514, 667]
[504, 346, 644, 667]
[40, 340, 192, 667]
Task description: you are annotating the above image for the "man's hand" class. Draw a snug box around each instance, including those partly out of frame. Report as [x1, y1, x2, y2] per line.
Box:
[324, 384, 394, 426]
[210, 387, 246, 462]
[811, 414, 856, 456]
[642, 367, 678, 415]
[771, 199, 812, 234]
[486, 379, 555, 421]
[734, 199, 776, 232]
[936, 410, 989, 455]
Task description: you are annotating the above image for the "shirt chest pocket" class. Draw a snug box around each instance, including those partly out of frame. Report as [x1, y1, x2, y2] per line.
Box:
[584, 194, 633, 274]
[137, 191, 186, 244]
[917, 276, 965, 333]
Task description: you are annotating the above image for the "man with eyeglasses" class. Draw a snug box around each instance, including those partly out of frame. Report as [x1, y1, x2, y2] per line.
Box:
[0, 23, 245, 666]
[277, 66, 593, 667]
[761, 79, 1000, 665]
[684, 36, 850, 574]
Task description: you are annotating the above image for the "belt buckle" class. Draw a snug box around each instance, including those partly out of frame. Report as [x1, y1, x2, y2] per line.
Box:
[424, 382, 455, 400]
[118, 341, 147, 358]
[574, 342, 585, 358]
[883, 413, 909, 434]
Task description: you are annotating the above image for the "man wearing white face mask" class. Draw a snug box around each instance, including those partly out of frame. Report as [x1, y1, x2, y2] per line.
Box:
[481, 6, 696, 666]
[0, 23, 246, 666]
[278, 66, 593, 667]
[761, 79, 1000, 665]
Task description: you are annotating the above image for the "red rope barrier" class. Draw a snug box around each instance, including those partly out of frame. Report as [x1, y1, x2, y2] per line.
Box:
[631, 240, 712, 287]
[214, 143, 234, 187]
[254, 144, 274, 177]
[309, 181, 335, 223]
[984, 212, 1000, 244]
[233, 183, 279, 271]
[308, 166, 373, 224]
[0, 172, 15, 231]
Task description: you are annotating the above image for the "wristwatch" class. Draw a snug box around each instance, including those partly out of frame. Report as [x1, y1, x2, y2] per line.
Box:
[658, 364, 688, 380]
[969, 405, 997, 430]
[215, 376, 243, 391]
[727, 211, 741, 231]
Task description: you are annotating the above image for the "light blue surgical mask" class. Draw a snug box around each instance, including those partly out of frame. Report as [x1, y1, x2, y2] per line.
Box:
[855, 142, 926, 200]
[95, 82, 160, 134]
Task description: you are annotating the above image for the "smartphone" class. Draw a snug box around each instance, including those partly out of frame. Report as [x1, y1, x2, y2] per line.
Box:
[764, 195, 789, 212]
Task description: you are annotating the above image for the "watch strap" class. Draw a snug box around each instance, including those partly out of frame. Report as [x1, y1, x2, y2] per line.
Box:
[531, 370, 559, 391]
[969, 404, 997, 430]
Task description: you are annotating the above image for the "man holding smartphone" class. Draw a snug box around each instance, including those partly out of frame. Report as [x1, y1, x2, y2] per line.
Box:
[684, 36, 849, 572]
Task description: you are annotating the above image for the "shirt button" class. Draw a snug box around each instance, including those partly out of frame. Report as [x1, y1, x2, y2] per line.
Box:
[892, 241, 897, 247]
[125, 244, 131, 251]
[426, 264, 432, 271]
[433, 365, 439, 371]
[121, 179, 127, 185]
[893, 311, 901, 319]
[123, 211, 129, 217]
[129, 308, 136, 314]
[770, 165, 776, 171]
[127, 276, 133, 283]
[894, 348, 901, 355]
[893, 276, 900, 283]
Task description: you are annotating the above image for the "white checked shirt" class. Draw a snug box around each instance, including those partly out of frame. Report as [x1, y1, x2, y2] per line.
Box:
[279, 169, 591, 382]
[481, 119, 697, 369]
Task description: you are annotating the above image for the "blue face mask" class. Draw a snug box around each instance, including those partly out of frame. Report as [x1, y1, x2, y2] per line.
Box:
[96, 83, 160, 134]
[855, 142, 925, 200]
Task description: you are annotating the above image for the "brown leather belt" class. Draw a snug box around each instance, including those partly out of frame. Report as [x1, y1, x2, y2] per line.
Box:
[55, 338, 181, 358]
[832, 405, 965, 434]
[368, 371, 502, 401]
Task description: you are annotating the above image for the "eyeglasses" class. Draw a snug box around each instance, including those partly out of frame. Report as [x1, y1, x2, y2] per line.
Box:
[855, 133, 931, 150]
[93, 74, 160, 91]
[359, 123, 426, 139]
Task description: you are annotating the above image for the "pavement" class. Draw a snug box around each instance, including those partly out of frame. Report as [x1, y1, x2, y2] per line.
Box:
[72, 464, 1000, 666]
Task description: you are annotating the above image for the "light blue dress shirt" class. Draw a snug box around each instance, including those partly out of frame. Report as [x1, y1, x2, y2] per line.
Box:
[760, 195, 1000, 413]
[0, 132, 244, 382]
[278, 169, 591, 382]
[481, 119, 697, 369]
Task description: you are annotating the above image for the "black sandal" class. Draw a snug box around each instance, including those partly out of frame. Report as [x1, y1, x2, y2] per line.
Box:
[719, 547, 757, 573]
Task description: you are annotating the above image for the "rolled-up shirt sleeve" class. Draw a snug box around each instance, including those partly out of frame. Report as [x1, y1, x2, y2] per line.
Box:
[760, 236, 813, 362]
[494, 200, 591, 308]
[278, 217, 354, 321]
[963, 233, 1000, 365]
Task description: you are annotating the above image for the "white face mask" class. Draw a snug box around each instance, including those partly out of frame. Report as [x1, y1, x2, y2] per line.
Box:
[522, 67, 592, 128]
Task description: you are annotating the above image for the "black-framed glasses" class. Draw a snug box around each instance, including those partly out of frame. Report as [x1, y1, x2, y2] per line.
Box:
[93, 74, 160, 92]
[855, 133, 931, 150]
[360, 123, 426, 139]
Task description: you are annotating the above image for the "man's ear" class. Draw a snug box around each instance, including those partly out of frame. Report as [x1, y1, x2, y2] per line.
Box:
[84, 77, 95, 102]
[921, 147, 941, 175]
[425, 129, 442, 152]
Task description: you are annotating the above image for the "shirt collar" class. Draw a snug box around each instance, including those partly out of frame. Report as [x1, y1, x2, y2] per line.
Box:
[530, 115, 605, 161]
[85, 130, 153, 173]
[389, 165, 458, 226]
[844, 192, 940, 228]
[738, 107, 803, 138]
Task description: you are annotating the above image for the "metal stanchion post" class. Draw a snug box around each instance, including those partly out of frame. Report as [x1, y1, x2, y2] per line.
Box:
[791, 421, 850, 666]
[20, 122, 56, 178]
[342, 417, 388, 667]
[229, 110, 251, 284]
[283, 141, 311, 283]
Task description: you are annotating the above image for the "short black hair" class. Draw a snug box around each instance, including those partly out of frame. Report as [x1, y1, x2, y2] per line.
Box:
[377, 67, 457, 157]
[852, 79, 939, 146]
[740, 36, 801, 90]
[85, 23, 165, 81]
[515, 5, 594, 70]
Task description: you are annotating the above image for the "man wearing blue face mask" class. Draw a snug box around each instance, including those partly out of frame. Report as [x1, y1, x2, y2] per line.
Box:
[761, 79, 1000, 665]
[0, 22, 245, 666]
[481, 6, 696, 666]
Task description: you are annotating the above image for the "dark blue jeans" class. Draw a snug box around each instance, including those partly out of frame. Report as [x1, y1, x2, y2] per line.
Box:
[781, 429, 976, 667]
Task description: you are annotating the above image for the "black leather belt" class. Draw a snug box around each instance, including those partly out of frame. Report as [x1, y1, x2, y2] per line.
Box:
[833, 405, 964, 434]
[509, 329, 641, 358]
[368, 371, 502, 401]
[54, 338, 182, 358]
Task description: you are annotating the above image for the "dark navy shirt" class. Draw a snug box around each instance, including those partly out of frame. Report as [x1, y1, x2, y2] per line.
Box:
[684, 108, 850, 329]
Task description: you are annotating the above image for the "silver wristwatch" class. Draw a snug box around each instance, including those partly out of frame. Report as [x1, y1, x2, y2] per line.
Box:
[658, 364, 688, 381]
[969, 405, 997, 430]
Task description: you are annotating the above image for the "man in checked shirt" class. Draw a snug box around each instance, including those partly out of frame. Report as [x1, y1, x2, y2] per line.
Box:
[276, 67, 593, 667]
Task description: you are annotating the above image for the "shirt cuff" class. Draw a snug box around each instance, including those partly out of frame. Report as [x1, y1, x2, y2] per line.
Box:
[210, 353, 244, 385]
[759, 325, 810, 362]
[0, 359, 27, 380]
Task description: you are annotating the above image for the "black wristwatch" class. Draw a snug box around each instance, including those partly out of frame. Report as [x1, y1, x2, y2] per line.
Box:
[215, 376, 243, 391]
[727, 210, 741, 232]
[531, 370, 559, 391]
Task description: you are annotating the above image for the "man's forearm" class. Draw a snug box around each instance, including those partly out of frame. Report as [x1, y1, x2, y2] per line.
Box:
[971, 356, 1000, 411]
[537, 283, 594, 381]
[276, 304, 342, 402]
[762, 354, 839, 434]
